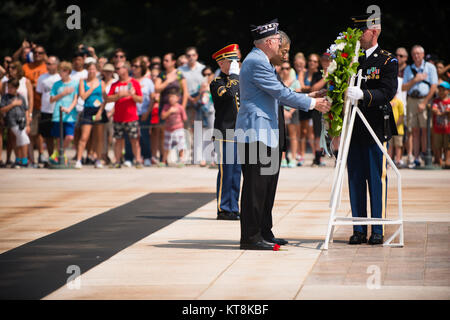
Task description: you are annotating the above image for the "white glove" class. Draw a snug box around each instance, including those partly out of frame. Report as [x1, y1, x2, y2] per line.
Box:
[229, 60, 240, 75]
[347, 87, 363, 103]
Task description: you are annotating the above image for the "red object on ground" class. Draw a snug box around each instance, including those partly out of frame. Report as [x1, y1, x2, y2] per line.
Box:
[273, 244, 280, 251]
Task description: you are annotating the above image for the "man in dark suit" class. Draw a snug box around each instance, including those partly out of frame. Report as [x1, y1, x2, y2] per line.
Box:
[346, 12, 398, 245]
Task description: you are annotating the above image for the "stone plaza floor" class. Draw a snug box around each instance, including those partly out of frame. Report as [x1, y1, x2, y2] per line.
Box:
[0, 153, 449, 300]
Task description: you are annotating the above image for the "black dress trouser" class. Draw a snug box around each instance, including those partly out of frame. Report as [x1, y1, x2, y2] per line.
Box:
[239, 141, 282, 243]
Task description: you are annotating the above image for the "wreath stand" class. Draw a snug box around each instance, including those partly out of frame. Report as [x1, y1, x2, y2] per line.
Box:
[323, 65, 404, 250]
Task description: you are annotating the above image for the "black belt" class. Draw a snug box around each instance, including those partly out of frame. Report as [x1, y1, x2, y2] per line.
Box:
[408, 91, 427, 99]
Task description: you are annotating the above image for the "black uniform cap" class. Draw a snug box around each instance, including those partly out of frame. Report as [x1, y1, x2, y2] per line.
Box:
[351, 13, 381, 30]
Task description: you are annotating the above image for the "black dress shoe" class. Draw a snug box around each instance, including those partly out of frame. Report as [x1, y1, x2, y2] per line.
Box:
[349, 231, 367, 245]
[368, 233, 383, 245]
[240, 240, 274, 250]
[217, 211, 239, 220]
[264, 237, 288, 245]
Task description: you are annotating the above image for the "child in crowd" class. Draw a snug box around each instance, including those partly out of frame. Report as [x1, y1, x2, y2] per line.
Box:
[431, 81, 450, 168]
[160, 88, 187, 167]
[389, 93, 405, 168]
[0, 78, 30, 168]
[49, 61, 79, 165]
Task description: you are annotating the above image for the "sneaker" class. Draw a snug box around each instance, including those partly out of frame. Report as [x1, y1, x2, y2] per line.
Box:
[94, 160, 103, 169]
[395, 160, 405, 169]
[414, 158, 421, 167]
[151, 156, 159, 165]
[176, 162, 185, 168]
[123, 160, 132, 168]
[110, 162, 121, 169]
[297, 160, 303, 167]
[49, 150, 59, 165]
[75, 160, 83, 169]
[288, 160, 297, 168]
[143, 158, 152, 167]
[135, 162, 143, 169]
[281, 159, 288, 168]
[38, 154, 47, 164]
[158, 162, 168, 168]
[297, 156, 305, 166]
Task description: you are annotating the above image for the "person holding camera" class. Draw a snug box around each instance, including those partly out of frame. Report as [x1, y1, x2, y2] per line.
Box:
[402, 45, 438, 168]
[0, 78, 30, 168]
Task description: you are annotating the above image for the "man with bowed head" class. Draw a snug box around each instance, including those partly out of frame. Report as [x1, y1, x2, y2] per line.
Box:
[236, 19, 331, 251]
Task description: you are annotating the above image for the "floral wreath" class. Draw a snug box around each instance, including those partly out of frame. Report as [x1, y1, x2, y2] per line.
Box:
[322, 28, 364, 138]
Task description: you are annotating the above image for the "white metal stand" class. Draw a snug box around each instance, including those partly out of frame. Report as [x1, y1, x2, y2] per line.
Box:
[323, 68, 404, 250]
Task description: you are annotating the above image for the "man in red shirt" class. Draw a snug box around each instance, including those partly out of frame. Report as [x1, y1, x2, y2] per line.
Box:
[106, 61, 143, 168]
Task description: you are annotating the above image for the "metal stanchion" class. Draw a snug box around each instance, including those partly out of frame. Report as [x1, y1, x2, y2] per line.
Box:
[416, 104, 441, 170]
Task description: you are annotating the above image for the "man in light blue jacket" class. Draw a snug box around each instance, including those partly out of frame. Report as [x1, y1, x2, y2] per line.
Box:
[237, 19, 331, 250]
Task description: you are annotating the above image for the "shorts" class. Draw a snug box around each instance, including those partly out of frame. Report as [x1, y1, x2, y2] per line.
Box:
[11, 125, 30, 147]
[113, 120, 139, 140]
[39, 112, 53, 138]
[80, 107, 108, 125]
[164, 128, 185, 151]
[433, 132, 449, 150]
[298, 109, 313, 121]
[407, 96, 427, 129]
[30, 109, 41, 136]
[390, 135, 403, 148]
[285, 109, 299, 125]
[51, 121, 75, 138]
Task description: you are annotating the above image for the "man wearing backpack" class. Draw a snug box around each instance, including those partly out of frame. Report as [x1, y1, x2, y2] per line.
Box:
[402, 45, 438, 168]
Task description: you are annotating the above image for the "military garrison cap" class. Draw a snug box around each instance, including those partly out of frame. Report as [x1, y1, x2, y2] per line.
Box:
[250, 19, 279, 40]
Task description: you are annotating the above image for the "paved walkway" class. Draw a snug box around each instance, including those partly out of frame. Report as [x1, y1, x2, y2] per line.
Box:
[0, 156, 449, 300]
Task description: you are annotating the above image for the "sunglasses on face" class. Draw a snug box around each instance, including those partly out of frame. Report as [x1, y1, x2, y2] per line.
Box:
[281, 67, 290, 70]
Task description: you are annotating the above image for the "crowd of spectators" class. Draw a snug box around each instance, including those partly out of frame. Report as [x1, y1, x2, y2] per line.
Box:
[0, 40, 449, 169]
